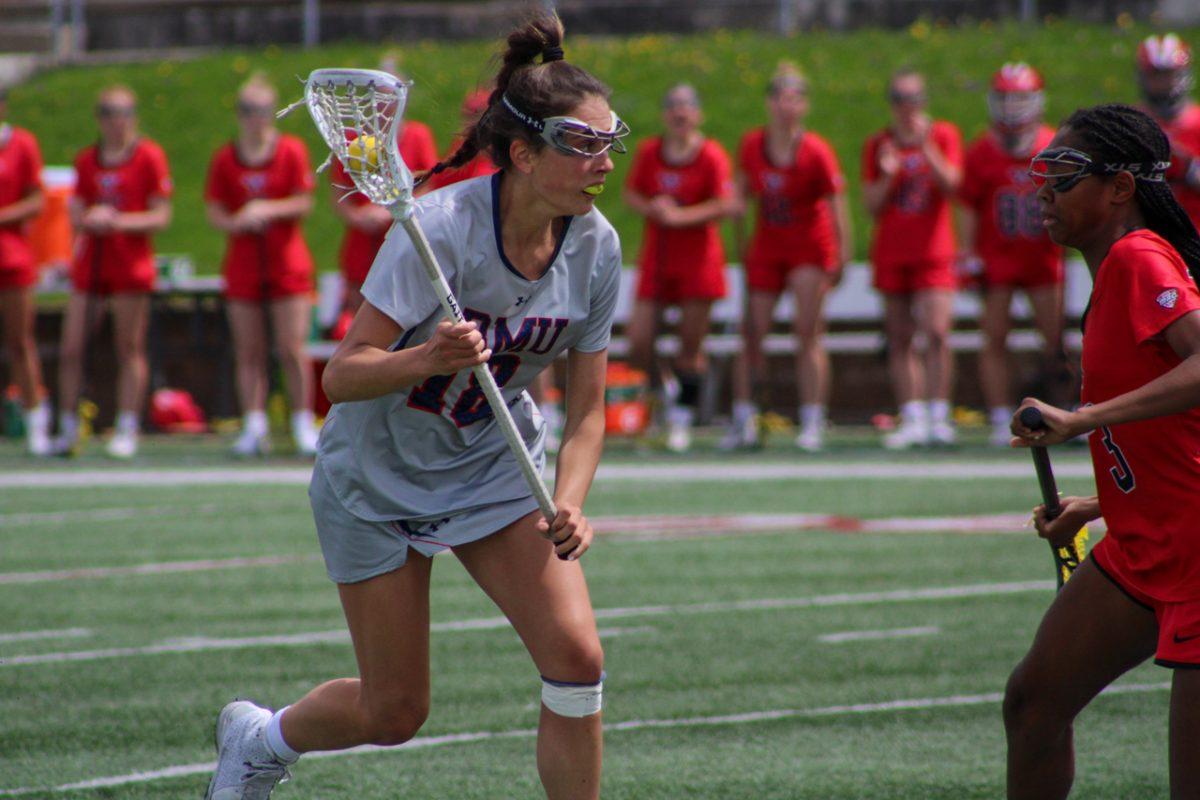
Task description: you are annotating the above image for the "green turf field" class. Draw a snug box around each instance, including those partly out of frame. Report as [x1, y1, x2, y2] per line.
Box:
[0, 433, 1172, 798]
[8, 21, 1196, 275]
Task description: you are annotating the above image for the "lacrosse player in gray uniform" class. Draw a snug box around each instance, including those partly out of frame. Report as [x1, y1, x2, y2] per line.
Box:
[204, 13, 628, 800]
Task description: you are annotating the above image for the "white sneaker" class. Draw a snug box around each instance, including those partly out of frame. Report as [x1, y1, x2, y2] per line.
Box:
[232, 429, 270, 458]
[292, 425, 319, 457]
[27, 429, 53, 457]
[883, 419, 930, 450]
[666, 422, 691, 453]
[718, 415, 759, 451]
[795, 426, 824, 453]
[989, 424, 1013, 448]
[48, 434, 78, 458]
[104, 431, 138, 460]
[205, 700, 291, 800]
[929, 420, 956, 446]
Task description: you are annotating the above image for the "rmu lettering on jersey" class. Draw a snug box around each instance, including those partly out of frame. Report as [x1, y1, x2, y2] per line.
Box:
[464, 308, 570, 356]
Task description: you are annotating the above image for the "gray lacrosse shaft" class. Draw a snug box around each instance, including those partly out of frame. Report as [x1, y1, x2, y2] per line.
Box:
[398, 214, 558, 523]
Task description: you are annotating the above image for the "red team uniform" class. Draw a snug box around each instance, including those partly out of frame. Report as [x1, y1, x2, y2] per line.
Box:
[738, 127, 844, 292]
[861, 121, 963, 293]
[205, 134, 316, 301]
[331, 121, 438, 286]
[0, 126, 43, 290]
[627, 136, 732, 303]
[1154, 104, 1200, 230]
[427, 141, 497, 191]
[1082, 230, 1200, 667]
[960, 126, 1063, 288]
[72, 139, 172, 294]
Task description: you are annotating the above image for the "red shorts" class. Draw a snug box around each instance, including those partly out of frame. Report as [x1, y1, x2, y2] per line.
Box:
[745, 241, 837, 294]
[224, 265, 313, 302]
[982, 256, 1063, 290]
[1093, 538, 1200, 669]
[635, 261, 726, 305]
[71, 260, 156, 295]
[0, 265, 37, 291]
[873, 258, 957, 295]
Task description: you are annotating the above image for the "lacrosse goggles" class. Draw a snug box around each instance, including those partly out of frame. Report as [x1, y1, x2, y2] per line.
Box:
[501, 94, 630, 157]
[1028, 146, 1170, 193]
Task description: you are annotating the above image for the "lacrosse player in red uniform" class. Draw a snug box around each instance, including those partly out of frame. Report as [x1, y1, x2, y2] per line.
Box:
[1138, 34, 1200, 232]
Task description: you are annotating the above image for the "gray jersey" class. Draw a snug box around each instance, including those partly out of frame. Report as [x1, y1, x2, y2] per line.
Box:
[317, 173, 622, 521]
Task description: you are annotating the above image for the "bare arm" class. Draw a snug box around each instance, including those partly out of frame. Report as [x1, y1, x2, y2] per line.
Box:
[958, 205, 978, 255]
[113, 195, 172, 234]
[205, 200, 239, 234]
[831, 191, 853, 266]
[322, 301, 489, 404]
[1013, 309, 1200, 444]
[922, 136, 962, 195]
[0, 188, 43, 226]
[622, 185, 656, 218]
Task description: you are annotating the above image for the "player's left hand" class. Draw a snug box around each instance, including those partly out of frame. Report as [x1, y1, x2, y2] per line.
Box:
[538, 503, 593, 561]
[1010, 398, 1088, 446]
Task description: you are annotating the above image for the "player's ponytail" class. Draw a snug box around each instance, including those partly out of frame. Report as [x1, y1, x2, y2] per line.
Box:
[1065, 104, 1200, 287]
[416, 11, 610, 186]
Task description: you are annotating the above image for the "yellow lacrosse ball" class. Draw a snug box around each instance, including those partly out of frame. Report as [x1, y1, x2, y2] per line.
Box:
[346, 135, 380, 171]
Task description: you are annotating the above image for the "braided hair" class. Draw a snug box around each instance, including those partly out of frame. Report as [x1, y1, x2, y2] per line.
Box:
[1065, 103, 1200, 287]
[416, 12, 611, 186]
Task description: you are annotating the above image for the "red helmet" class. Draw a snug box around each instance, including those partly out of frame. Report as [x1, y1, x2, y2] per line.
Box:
[987, 62, 1045, 130]
[1138, 34, 1194, 117]
[1138, 33, 1192, 72]
[149, 388, 207, 434]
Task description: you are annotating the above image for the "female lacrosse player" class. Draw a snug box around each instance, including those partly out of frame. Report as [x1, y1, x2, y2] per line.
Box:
[0, 87, 50, 455]
[205, 14, 625, 800]
[722, 62, 851, 452]
[54, 85, 172, 458]
[862, 68, 962, 449]
[959, 63, 1065, 447]
[1006, 104, 1200, 799]
[624, 83, 734, 452]
[205, 74, 319, 456]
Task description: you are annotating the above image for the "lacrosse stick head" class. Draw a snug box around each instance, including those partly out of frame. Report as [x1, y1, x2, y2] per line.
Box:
[301, 68, 416, 219]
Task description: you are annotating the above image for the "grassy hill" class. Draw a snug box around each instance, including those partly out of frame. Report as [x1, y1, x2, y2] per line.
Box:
[8, 19, 1191, 274]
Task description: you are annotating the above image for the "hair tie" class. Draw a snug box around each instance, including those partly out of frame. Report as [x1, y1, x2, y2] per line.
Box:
[542, 45, 565, 63]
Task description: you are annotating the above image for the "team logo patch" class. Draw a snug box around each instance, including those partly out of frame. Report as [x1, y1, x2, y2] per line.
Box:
[1157, 288, 1179, 309]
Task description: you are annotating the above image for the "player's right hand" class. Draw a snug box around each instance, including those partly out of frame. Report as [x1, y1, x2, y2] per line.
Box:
[421, 320, 490, 375]
[1032, 496, 1095, 548]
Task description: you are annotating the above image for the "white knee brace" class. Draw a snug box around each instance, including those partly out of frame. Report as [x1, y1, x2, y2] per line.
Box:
[541, 674, 604, 718]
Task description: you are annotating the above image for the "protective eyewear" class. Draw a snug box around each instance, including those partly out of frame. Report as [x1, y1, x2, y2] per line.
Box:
[502, 94, 630, 158]
[1029, 146, 1170, 192]
[96, 104, 136, 119]
[888, 90, 927, 106]
[236, 101, 275, 117]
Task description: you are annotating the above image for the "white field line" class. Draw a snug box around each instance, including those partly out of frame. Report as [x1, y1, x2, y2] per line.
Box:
[0, 459, 1097, 489]
[0, 628, 91, 644]
[0, 504, 220, 526]
[817, 626, 940, 644]
[0, 580, 1051, 668]
[0, 680, 1169, 797]
[0, 511, 1095, 587]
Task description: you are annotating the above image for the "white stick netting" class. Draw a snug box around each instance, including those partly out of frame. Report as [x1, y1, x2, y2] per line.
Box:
[295, 69, 416, 218]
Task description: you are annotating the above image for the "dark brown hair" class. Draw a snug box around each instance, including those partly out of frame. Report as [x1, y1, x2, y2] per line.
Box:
[417, 12, 611, 184]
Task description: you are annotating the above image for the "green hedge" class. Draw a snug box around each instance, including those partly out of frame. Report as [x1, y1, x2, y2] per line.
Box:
[9, 20, 1190, 274]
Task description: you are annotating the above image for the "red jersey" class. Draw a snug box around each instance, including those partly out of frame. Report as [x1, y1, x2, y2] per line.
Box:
[72, 138, 172, 291]
[205, 134, 316, 288]
[1081, 230, 1200, 601]
[862, 121, 962, 267]
[427, 142, 498, 192]
[960, 127, 1062, 284]
[332, 121, 438, 284]
[738, 127, 843, 258]
[0, 125, 43, 273]
[1151, 103, 1200, 231]
[627, 136, 732, 278]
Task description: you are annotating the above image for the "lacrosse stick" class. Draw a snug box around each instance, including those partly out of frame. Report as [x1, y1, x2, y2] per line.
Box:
[281, 69, 558, 530]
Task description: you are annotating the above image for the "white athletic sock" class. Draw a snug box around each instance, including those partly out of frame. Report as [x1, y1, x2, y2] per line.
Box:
[244, 409, 269, 437]
[928, 400, 951, 424]
[265, 707, 301, 764]
[115, 411, 139, 436]
[732, 401, 757, 426]
[290, 409, 314, 435]
[59, 411, 79, 441]
[799, 404, 825, 432]
[900, 400, 927, 425]
[23, 402, 49, 435]
[990, 406, 1014, 428]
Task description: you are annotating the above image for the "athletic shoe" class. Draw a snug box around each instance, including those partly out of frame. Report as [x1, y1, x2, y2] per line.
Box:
[104, 431, 138, 460]
[929, 420, 957, 447]
[48, 434, 78, 458]
[989, 424, 1013, 448]
[231, 429, 270, 458]
[292, 425, 319, 458]
[205, 700, 291, 800]
[27, 429, 53, 457]
[665, 421, 691, 453]
[883, 419, 930, 450]
[718, 415, 760, 451]
[795, 426, 824, 453]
